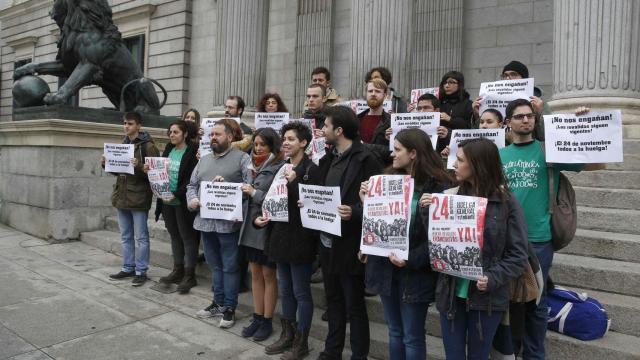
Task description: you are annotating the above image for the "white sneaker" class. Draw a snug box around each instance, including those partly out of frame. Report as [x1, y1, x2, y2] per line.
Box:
[196, 301, 223, 318]
[219, 308, 235, 329]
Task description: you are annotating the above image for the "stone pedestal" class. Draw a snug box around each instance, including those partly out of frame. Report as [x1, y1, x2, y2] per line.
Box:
[0, 119, 167, 242]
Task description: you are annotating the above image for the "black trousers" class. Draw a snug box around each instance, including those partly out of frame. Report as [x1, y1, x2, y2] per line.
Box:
[162, 202, 199, 268]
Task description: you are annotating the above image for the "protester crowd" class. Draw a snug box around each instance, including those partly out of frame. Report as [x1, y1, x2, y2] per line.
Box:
[100, 61, 607, 360]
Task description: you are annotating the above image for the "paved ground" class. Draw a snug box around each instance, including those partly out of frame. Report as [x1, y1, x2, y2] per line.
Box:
[0, 224, 320, 360]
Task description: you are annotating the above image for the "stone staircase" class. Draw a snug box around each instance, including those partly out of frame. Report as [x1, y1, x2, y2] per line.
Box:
[79, 139, 640, 359]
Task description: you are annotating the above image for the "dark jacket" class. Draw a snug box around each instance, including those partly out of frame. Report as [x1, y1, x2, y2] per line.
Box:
[434, 190, 528, 316]
[389, 87, 408, 114]
[357, 109, 392, 166]
[317, 140, 384, 275]
[154, 142, 199, 221]
[109, 131, 160, 211]
[365, 178, 447, 303]
[439, 90, 473, 130]
[304, 108, 327, 130]
[265, 155, 321, 264]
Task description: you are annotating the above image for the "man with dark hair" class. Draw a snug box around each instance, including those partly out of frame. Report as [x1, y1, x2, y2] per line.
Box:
[316, 105, 383, 360]
[304, 83, 328, 137]
[103, 111, 160, 286]
[188, 119, 253, 329]
[225, 95, 253, 135]
[500, 99, 605, 359]
[365, 66, 407, 113]
[310, 66, 342, 107]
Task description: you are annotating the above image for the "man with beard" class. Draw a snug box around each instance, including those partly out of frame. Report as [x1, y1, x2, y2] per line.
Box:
[500, 99, 604, 359]
[188, 119, 252, 329]
[316, 105, 382, 360]
[357, 78, 392, 166]
[225, 95, 253, 136]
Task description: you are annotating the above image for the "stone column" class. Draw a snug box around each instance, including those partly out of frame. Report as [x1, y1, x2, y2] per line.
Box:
[212, 0, 270, 107]
[549, 0, 640, 139]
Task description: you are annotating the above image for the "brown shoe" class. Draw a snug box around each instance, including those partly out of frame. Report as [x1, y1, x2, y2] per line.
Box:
[265, 319, 295, 355]
[280, 329, 309, 360]
[177, 267, 197, 294]
[159, 265, 184, 284]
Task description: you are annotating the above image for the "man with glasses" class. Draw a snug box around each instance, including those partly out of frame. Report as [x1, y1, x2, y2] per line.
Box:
[224, 95, 253, 136]
[500, 99, 605, 359]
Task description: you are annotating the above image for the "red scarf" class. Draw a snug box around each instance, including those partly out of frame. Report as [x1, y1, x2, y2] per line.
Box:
[252, 152, 270, 169]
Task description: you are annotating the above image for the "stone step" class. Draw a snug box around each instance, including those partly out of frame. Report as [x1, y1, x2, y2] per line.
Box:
[623, 139, 640, 154]
[577, 206, 640, 234]
[561, 229, 640, 264]
[574, 186, 640, 210]
[608, 154, 640, 171]
[566, 170, 640, 190]
[552, 253, 640, 297]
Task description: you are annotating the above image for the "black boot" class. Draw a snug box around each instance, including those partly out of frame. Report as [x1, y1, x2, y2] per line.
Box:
[265, 319, 295, 355]
[159, 265, 184, 284]
[281, 329, 310, 360]
[177, 267, 197, 294]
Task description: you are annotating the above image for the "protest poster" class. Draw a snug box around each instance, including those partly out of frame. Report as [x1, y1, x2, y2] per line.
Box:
[104, 143, 134, 174]
[543, 110, 624, 163]
[338, 99, 393, 114]
[428, 193, 487, 280]
[144, 157, 172, 198]
[255, 112, 290, 130]
[262, 164, 293, 221]
[310, 135, 327, 165]
[409, 87, 440, 107]
[199, 117, 242, 157]
[299, 184, 342, 236]
[447, 129, 506, 169]
[360, 175, 414, 260]
[199, 181, 243, 221]
[389, 112, 440, 151]
[478, 78, 534, 118]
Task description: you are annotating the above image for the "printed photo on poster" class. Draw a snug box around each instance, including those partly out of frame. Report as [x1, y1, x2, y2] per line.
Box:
[145, 157, 172, 198]
[262, 164, 293, 222]
[409, 87, 439, 109]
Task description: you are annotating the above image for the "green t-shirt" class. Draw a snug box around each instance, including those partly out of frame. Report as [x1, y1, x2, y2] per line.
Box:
[167, 147, 186, 206]
[410, 191, 420, 235]
[499, 140, 583, 242]
[455, 278, 470, 299]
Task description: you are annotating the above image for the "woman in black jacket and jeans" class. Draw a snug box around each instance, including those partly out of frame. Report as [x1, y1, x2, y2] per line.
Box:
[438, 71, 474, 131]
[360, 129, 453, 360]
[419, 138, 528, 359]
[146, 121, 199, 293]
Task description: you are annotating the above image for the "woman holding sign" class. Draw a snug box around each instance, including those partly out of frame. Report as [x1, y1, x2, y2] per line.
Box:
[238, 128, 285, 341]
[359, 128, 453, 360]
[145, 121, 199, 293]
[427, 138, 528, 360]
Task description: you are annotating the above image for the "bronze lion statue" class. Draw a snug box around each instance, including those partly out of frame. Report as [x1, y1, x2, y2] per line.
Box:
[13, 0, 164, 114]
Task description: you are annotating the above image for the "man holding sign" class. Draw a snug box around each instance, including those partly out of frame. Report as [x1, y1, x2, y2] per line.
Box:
[187, 119, 252, 329]
[101, 112, 159, 286]
[499, 99, 606, 359]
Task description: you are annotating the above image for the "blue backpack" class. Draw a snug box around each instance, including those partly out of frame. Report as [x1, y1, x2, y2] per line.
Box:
[547, 287, 610, 340]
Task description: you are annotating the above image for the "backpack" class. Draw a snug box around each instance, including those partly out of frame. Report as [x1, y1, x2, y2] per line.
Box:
[547, 287, 610, 340]
[540, 142, 577, 251]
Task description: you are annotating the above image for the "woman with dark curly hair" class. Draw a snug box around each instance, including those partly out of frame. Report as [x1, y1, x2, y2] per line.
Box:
[257, 93, 289, 113]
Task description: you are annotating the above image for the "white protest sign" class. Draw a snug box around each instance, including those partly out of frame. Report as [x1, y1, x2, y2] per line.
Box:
[145, 157, 172, 198]
[360, 175, 414, 260]
[390, 112, 440, 151]
[262, 164, 293, 221]
[543, 110, 624, 163]
[428, 193, 487, 280]
[104, 143, 135, 174]
[338, 99, 393, 114]
[447, 129, 506, 169]
[255, 112, 290, 131]
[199, 117, 241, 157]
[479, 78, 534, 118]
[199, 181, 243, 221]
[299, 184, 342, 236]
[410, 87, 440, 107]
[310, 136, 327, 165]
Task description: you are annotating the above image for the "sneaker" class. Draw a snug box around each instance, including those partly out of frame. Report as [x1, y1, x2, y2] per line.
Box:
[219, 308, 235, 329]
[131, 274, 147, 286]
[109, 270, 135, 280]
[241, 313, 263, 338]
[196, 301, 224, 318]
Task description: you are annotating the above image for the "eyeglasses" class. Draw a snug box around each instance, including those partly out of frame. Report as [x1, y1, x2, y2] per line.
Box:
[501, 71, 521, 80]
[511, 113, 536, 120]
[416, 106, 434, 111]
[444, 80, 458, 85]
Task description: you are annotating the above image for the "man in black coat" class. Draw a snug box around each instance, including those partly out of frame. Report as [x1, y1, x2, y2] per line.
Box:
[315, 105, 383, 360]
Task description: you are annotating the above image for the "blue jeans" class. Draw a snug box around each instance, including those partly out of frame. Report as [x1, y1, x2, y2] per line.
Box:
[379, 278, 429, 360]
[202, 231, 240, 309]
[116, 209, 150, 275]
[277, 262, 314, 331]
[520, 240, 554, 359]
[440, 298, 503, 360]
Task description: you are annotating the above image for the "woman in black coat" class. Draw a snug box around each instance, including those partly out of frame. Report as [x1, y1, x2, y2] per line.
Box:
[438, 70, 474, 130]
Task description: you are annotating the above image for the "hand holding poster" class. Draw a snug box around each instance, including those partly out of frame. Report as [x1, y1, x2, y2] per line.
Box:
[389, 112, 440, 151]
[428, 193, 487, 280]
[200, 181, 243, 221]
[543, 110, 624, 163]
[145, 157, 172, 198]
[410, 87, 439, 107]
[360, 175, 414, 260]
[299, 184, 342, 236]
[338, 99, 392, 114]
[104, 143, 135, 174]
[447, 129, 506, 169]
[255, 112, 290, 130]
[262, 164, 293, 221]
[478, 78, 534, 118]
